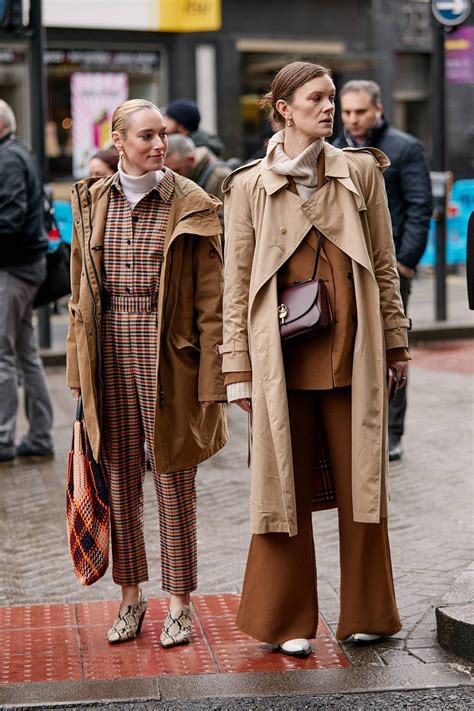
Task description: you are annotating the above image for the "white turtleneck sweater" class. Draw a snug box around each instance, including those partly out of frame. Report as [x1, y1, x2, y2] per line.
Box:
[118, 160, 164, 210]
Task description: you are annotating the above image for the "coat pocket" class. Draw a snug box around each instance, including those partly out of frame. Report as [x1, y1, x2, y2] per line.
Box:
[171, 332, 201, 352]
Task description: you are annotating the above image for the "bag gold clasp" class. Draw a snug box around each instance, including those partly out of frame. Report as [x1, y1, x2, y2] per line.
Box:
[278, 304, 288, 325]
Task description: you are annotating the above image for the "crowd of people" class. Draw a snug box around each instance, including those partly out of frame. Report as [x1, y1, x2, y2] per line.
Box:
[0, 61, 434, 658]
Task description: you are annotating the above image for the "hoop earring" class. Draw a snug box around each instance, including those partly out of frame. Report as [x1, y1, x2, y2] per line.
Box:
[286, 118, 293, 128]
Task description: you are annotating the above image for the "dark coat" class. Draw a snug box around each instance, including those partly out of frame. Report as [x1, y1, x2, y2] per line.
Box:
[467, 211, 474, 310]
[0, 133, 47, 267]
[333, 119, 433, 269]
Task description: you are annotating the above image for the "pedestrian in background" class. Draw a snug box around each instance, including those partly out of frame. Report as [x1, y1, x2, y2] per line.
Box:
[333, 80, 432, 461]
[0, 100, 54, 463]
[67, 99, 227, 648]
[163, 99, 225, 158]
[221, 61, 409, 657]
[164, 134, 232, 230]
[88, 146, 119, 177]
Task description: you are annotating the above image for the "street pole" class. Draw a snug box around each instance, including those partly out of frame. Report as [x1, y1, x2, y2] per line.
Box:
[30, 0, 51, 347]
[431, 17, 448, 321]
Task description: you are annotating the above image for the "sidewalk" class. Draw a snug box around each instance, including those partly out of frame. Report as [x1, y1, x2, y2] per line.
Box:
[1, 342, 473, 705]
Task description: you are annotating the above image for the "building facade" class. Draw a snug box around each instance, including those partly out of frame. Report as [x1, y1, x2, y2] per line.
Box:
[0, 0, 472, 182]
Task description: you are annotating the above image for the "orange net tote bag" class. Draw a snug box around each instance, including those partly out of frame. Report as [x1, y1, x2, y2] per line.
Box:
[66, 397, 109, 585]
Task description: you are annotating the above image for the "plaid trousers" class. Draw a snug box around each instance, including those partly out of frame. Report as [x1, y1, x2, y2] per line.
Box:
[100, 175, 197, 594]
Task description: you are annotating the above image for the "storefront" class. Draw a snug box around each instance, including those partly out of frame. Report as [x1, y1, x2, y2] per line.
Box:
[45, 46, 164, 182]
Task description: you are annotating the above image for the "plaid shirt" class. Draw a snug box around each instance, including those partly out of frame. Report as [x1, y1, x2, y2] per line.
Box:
[103, 169, 175, 300]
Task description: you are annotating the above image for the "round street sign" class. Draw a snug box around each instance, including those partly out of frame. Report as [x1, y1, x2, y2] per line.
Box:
[432, 0, 472, 26]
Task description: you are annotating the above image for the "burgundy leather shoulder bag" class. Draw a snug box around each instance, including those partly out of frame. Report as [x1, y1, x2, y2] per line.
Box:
[277, 231, 334, 341]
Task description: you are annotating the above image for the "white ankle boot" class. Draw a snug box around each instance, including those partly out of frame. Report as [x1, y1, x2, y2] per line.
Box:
[278, 638, 311, 656]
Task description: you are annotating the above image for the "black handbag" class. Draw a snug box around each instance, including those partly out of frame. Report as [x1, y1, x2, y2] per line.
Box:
[34, 193, 71, 308]
[277, 230, 334, 341]
[34, 239, 71, 307]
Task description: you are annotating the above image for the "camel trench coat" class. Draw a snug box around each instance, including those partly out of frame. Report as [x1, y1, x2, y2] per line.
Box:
[219, 142, 410, 535]
[66, 171, 228, 472]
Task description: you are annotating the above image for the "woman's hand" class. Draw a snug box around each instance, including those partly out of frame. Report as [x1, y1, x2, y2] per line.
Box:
[390, 361, 408, 391]
[233, 398, 252, 414]
[70, 387, 81, 400]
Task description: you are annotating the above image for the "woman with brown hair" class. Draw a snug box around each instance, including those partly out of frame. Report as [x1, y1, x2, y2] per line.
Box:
[220, 62, 409, 656]
[88, 146, 119, 177]
[67, 99, 227, 647]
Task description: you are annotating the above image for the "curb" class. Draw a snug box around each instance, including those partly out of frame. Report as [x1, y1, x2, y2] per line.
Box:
[436, 571, 474, 662]
[408, 323, 474, 344]
[40, 326, 474, 367]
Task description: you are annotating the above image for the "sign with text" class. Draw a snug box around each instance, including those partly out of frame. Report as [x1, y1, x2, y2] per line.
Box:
[45, 0, 221, 32]
[71, 73, 128, 179]
[446, 25, 474, 83]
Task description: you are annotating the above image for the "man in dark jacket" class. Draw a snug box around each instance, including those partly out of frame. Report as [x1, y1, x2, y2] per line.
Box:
[0, 100, 53, 462]
[333, 80, 433, 461]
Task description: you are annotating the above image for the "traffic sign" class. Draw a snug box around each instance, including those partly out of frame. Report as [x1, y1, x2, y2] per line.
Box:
[432, 0, 472, 26]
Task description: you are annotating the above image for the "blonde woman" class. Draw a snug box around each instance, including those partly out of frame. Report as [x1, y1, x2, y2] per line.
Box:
[220, 62, 409, 656]
[67, 99, 227, 647]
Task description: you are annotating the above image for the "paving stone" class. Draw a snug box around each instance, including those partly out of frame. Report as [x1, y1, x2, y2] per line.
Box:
[409, 646, 462, 664]
[380, 650, 424, 665]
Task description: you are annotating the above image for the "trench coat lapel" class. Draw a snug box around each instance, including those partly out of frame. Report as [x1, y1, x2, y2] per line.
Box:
[300, 143, 374, 276]
[250, 163, 313, 305]
[251, 143, 374, 307]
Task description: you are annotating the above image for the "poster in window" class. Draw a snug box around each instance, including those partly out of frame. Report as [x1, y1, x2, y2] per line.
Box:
[71, 72, 128, 178]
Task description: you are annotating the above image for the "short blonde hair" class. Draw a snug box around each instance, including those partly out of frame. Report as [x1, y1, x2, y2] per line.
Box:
[0, 99, 16, 134]
[111, 99, 160, 137]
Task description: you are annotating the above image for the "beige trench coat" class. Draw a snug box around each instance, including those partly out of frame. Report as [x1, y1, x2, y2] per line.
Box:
[66, 171, 228, 472]
[220, 142, 410, 535]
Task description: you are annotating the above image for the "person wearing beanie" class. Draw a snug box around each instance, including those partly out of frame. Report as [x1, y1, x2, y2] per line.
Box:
[163, 99, 225, 158]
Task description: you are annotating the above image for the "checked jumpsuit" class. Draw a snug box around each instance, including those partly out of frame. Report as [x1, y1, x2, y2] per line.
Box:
[101, 170, 197, 594]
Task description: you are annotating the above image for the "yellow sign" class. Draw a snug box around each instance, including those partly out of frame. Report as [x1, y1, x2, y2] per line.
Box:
[158, 0, 221, 32]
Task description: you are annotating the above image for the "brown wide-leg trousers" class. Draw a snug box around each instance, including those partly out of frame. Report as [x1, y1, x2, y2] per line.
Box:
[236, 387, 401, 644]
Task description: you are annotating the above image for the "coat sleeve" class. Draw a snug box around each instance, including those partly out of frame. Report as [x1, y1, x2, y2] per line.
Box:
[0, 153, 28, 235]
[66, 212, 83, 389]
[192, 234, 227, 402]
[363, 158, 411, 350]
[218, 174, 255, 375]
[395, 140, 433, 269]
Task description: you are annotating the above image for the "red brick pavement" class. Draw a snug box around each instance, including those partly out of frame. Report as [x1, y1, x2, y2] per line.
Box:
[0, 595, 349, 685]
[411, 340, 474, 374]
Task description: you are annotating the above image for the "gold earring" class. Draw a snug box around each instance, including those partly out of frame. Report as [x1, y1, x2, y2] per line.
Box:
[286, 118, 293, 128]
[119, 150, 124, 161]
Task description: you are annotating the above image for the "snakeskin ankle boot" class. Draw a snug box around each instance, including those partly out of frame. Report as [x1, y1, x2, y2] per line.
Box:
[160, 605, 192, 648]
[107, 589, 147, 644]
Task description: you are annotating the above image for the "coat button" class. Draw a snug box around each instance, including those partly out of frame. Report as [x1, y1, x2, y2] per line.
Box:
[127, 239, 131, 245]
[126, 263, 131, 268]
[280, 226, 287, 234]
[125, 287, 131, 293]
